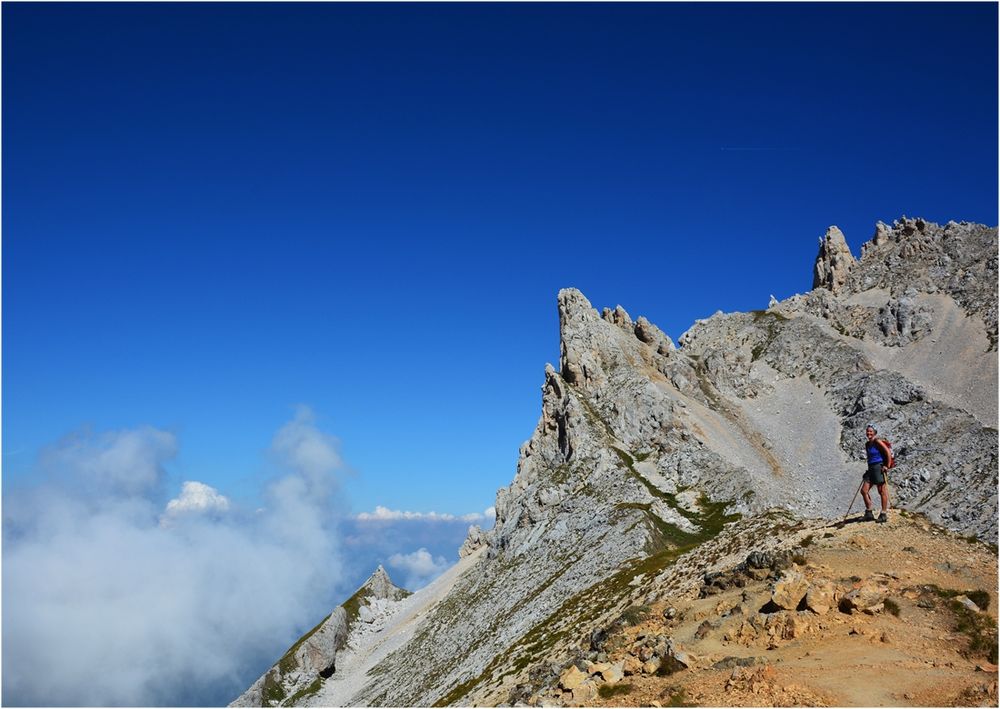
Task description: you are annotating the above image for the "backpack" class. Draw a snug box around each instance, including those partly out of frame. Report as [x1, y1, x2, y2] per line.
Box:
[876, 438, 895, 469]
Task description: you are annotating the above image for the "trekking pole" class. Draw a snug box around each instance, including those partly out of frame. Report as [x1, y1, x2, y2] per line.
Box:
[843, 481, 863, 521]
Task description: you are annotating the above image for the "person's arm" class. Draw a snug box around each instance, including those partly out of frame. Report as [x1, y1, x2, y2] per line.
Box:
[875, 440, 891, 468]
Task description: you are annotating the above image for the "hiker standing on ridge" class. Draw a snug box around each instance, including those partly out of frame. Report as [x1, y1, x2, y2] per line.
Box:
[862, 424, 891, 523]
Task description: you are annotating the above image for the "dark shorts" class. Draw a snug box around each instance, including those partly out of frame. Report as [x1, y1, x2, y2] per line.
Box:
[863, 463, 886, 486]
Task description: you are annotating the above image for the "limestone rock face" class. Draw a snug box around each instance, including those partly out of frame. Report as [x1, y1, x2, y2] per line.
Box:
[813, 226, 856, 293]
[236, 216, 996, 708]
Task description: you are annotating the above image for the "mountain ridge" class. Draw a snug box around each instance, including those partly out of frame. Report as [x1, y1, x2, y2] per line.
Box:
[233, 216, 998, 707]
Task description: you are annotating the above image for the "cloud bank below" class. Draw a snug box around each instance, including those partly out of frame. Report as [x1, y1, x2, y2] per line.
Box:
[2, 408, 345, 707]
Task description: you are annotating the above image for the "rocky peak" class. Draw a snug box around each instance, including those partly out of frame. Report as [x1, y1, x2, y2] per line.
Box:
[812, 225, 856, 292]
[361, 565, 409, 601]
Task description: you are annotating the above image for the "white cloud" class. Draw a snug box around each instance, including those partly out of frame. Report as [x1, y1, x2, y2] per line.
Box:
[2, 413, 346, 707]
[39, 425, 178, 496]
[386, 547, 451, 590]
[356, 505, 495, 523]
[160, 481, 231, 526]
[270, 405, 341, 484]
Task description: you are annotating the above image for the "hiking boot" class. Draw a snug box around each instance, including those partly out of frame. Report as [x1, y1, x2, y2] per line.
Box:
[877, 512, 888, 524]
[863, 509, 875, 521]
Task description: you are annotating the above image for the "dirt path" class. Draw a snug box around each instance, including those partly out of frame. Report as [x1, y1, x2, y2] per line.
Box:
[562, 512, 998, 707]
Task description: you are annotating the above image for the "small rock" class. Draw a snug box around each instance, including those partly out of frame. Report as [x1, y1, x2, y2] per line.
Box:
[848, 535, 869, 549]
[641, 659, 661, 674]
[358, 605, 376, 624]
[623, 656, 642, 676]
[663, 607, 677, 620]
[955, 595, 982, 612]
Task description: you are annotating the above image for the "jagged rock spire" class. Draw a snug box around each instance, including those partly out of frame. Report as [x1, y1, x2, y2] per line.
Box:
[813, 226, 856, 293]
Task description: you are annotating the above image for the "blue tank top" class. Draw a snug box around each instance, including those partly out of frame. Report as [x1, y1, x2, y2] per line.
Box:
[866, 441, 884, 465]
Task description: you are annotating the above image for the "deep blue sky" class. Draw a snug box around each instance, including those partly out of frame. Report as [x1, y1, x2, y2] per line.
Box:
[4, 2, 998, 517]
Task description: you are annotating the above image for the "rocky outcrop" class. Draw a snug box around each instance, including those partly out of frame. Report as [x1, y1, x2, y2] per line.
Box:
[813, 226, 856, 293]
[231, 611, 348, 708]
[230, 566, 409, 707]
[459, 525, 486, 558]
[238, 215, 997, 708]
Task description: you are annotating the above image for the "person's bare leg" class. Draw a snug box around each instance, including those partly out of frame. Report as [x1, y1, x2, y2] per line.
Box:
[861, 481, 873, 510]
[860, 481, 876, 519]
[878, 483, 889, 512]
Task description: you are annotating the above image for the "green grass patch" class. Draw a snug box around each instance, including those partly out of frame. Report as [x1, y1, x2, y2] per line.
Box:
[275, 611, 333, 676]
[799, 534, 814, 547]
[610, 446, 716, 529]
[949, 600, 999, 663]
[927, 586, 991, 609]
[598, 683, 633, 698]
[287, 677, 323, 705]
[791, 553, 808, 566]
[549, 463, 574, 484]
[261, 670, 287, 706]
[925, 585, 998, 663]
[619, 605, 651, 625]
[883, 598, 901, 617]
[751, 309, 790, 322]
[967, 590, 991, 611]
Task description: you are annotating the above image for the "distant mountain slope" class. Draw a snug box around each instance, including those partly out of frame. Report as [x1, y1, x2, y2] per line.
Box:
[234, 217, 997, 707]
[231, 567, 409, 707]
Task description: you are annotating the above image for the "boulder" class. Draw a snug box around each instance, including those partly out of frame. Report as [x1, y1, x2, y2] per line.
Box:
[839, 582, 885, 614]
[805, 580, 835, 615]
[592, 661, 624, 684]
[558, 665, 587, 691]
[771, 570, 809, 610]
